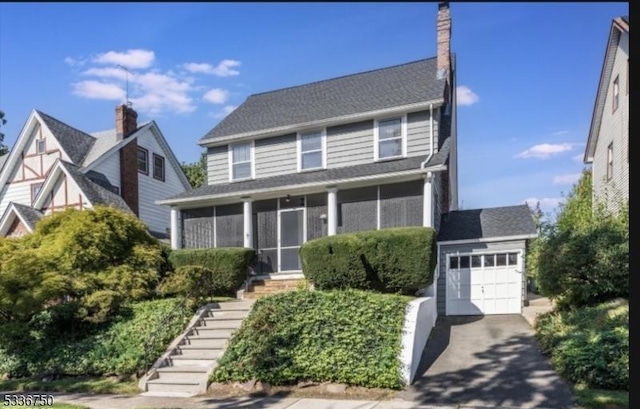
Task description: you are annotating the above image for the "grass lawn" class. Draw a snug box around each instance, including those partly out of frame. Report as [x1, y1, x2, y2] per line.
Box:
[0, 376, 139, 395]
[573, 383, 629, 409]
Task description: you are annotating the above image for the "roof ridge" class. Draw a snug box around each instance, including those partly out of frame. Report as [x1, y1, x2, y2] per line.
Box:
[452, 204, 530, 213]
[34, 110, 96, 140]
[249, 57, 437, 98]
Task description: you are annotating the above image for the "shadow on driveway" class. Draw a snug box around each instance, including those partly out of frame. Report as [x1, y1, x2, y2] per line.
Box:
[399, 315, 575, 409]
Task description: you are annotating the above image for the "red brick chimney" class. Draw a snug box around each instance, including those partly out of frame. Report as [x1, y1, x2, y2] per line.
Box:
[116, 104, 140, 216]
[436, 2, 452, 81]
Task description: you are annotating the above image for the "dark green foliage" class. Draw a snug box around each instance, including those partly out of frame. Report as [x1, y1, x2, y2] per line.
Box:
[211, 290, 407, 389]
[529, 170, 629, 309]
[0, 298, 193, 378]
[180, 153, 206, 189]
[535, 300, 628, 390]
[168, 248, 256, 296]
[0, 110, 7, 155]
[300, 227, 436, 295]
[0, 206, 163, 323]
[160, 265, 216, 307]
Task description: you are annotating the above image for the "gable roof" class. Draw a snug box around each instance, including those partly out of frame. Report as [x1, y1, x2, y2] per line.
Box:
[35, 110, 96, 164]
[0, 202, 44, 236]
[438, 205, 537, 242]
[584, 16, 629, 163]
[200, 58, 446, 143]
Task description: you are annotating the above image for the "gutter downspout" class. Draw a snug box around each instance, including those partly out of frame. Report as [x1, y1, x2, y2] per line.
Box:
[421, 103, 435, 169]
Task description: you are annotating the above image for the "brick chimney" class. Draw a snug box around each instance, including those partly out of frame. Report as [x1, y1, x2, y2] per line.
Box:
[116, 104, 140, 216]
[436, 2, 452, 81]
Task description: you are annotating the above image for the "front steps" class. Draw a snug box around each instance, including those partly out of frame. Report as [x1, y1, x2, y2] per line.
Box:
[243, 278, 307, 299]
[139, 300, 254, 397]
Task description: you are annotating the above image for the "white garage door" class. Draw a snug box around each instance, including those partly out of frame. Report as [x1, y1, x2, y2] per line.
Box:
[446, 252, 523, 315]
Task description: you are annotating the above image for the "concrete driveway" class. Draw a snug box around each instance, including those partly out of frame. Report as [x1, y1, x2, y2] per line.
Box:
[399, 315, 575, 409]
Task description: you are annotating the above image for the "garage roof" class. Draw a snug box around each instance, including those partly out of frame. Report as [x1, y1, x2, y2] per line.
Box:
[438, 205, 537, 242]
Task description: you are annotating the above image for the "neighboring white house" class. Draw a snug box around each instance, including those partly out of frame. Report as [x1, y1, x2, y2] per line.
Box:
[584, 15, 629, 212]
[0, 104, 191, 238]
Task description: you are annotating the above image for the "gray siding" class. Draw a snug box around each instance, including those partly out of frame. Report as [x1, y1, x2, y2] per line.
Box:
[407, 110, 438, 157]
[433, 174, 442, 233]
[327, 120, 374, 169]
[207, 145, 228, 185]
[255, 134, 297, 178]
[437, 240, 527, 315]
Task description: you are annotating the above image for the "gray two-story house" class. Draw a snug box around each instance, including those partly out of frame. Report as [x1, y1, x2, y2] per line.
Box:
[159, 3, 457, 275]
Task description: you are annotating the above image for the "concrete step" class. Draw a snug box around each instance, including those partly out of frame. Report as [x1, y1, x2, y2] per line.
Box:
[207, 301, 254, 310]
[146, 377, 200, 394]
[180, 337, 228, 348]
[187, 328, 235, 338]
[166, 355, 219, 367]
[172, 347, 223, 358]
[156, 365, 212, 374]
[194, 319, 243, 329]
[200, 310, 248, 320]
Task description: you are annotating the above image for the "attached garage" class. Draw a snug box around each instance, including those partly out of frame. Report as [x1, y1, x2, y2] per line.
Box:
[436, 205, 538, 316]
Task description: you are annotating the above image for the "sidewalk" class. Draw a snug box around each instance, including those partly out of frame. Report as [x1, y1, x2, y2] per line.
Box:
[521, 292, 554, 327]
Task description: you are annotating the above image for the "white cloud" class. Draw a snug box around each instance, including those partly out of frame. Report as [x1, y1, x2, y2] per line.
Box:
[456, 85, 479, 106]
[64, 57, 86, 67]
[129, 72, 196, 115]
[515, 143, 573, 159]
[203, 88, 229, 104]
[552, 130, 569, 136]
[213, 105, 238, 119]
[553, 173, 581, 185]
[93, 49, 155, 69]
[82, 67, 129, 81]
[183, 59, 241, 77]
[523, 197, 564, 212]
[72, 81, 125, 100]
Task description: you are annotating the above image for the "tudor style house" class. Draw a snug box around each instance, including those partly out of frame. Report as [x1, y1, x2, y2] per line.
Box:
[584, 15, 629, 213]
[0, 104, 191, 238]
[160, 2, 458, 275]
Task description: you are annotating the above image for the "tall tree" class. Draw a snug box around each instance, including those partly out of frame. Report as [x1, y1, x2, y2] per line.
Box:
[181, 153, 206, 189]
[0, 110, 7, 156]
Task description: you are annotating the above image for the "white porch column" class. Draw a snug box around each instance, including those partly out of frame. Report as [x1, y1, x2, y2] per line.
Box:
[242, 198, 253, 248]
[423, 173, 433, 228]
[327, 187, 338, 236]
[170, 208, 181, 249]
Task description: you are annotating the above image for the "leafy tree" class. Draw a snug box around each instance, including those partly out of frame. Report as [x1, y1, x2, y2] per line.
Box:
[0, 206, 163, 323]
[0, 110, 7, 156]
[181, 153, 206, 189]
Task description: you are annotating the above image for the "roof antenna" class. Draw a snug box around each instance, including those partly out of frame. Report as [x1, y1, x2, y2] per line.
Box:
[116, 64, 132, 107]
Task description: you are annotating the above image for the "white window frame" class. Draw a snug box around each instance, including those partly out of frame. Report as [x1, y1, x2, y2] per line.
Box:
[137, 146, 149, 175]
[152, 153, 165, 182]
[36, 139, 46, 154]
[297, 129, 327, 172]
[612, 75, 620, 113]
[228, 141, 255, 182]
[373, 115, 407, 161]
[606, 142, 613, 181]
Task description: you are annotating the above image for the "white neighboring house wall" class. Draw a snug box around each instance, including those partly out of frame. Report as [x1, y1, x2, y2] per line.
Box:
[0, 114, 73, 217]
[591, 30, 629, 213]
[136, 127, 190, 236]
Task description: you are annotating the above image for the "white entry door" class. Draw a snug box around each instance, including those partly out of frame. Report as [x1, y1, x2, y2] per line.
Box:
[278, 208, 305, 272]
[446, 252, 523, 315]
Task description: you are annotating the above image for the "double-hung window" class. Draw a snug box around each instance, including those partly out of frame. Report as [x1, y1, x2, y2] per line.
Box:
[375, 117, 405, 160]
[36, 139, 46, 154]
[299, 130, 325, 171]
[137, 147, 149, 174]
[612, 75, 620, 112]
[230, 142, 253, 181]
[153, 153, 165, 182]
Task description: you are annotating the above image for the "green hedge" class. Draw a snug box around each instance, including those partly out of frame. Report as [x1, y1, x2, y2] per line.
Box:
[211, 290, 407, 389]
[0, 298, 193, 378]
[535, 300, 629, 390]
[299, 227, 436, 295]
[168, 248, 256, 296]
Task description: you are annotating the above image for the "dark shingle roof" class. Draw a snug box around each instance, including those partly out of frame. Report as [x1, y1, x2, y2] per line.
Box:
[438, 205, 537, 242]
[58, 161, 133, 215]
[36, 110, 96, 164]
[163, 140, 449, 202]
[11, 202, 44, 231]
[621, 15, 629, 24]
[201, 58, 445, 141]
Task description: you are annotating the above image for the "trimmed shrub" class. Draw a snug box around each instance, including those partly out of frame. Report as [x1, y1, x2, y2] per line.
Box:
[168, 248, 256, 296]
[535, 300, 628, 390]
[300, 227, 436, 295]
[160, 265, 216, 307]
[211, 290, 407, 389]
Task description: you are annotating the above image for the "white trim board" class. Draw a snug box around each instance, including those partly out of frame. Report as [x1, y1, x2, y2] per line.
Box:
[437, 234, 538, 246]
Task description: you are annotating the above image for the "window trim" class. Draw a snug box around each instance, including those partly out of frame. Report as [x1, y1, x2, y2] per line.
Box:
[612, 75, 620, 113]
[373, 115, 408, 161]
[36, 139, 46, 154]
[152, 153, 165, 182]
[228, 141, 255, 182]
[606, 142, 613, 181]
[296, 129, 327, 172]
[31, 182, 43, 203]
[137, 146, 149, 175]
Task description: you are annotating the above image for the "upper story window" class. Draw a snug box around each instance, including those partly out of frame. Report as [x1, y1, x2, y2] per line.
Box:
[36, 139, 46, 154]
[230, 142, 254, 181]
[375, 116, 406, 160]
[31, 182, 43, 202]
[153, 153, 165, 182]
[298, 130, 326, 171]
[612, 75, 620, 112]
[137, 147, 149, 174]
[607, 142, 613, 181]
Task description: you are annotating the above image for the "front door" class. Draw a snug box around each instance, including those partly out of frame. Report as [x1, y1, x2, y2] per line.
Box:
[278, 208, 305, 271]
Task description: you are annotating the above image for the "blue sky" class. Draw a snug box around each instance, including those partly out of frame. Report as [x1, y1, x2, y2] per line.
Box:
[0, 2, 628, 216]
